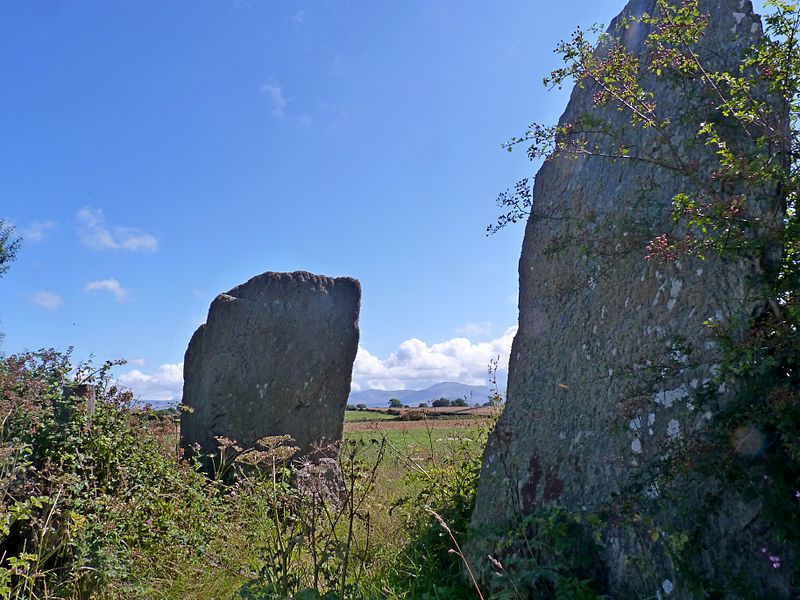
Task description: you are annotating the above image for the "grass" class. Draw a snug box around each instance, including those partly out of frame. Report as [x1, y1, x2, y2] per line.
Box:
[0, 351, 493, 600]
[343, 410, 396, 422]
[156, 412, 490, 600]
[346, 425, 484, 459]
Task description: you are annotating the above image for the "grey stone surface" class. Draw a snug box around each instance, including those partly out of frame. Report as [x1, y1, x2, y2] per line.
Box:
[295, 457, 346, 510]
[180, 271, 360, 458]
[470, 1, 788, 597]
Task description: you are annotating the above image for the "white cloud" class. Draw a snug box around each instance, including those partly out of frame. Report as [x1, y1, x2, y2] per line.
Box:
[30, 291, 63, 311]
[352, 326, 517, 391]
[76, 206, 158, 252]
[117, 362, 184, 401]
[113, 327, 517, 401]
[21, 221, 56, 243]
[85, 278, 129, 302]
[456, 321, 493, 337]
[260, 82, 287, 118]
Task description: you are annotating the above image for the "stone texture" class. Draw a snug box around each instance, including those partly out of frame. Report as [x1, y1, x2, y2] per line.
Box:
[295, 457, 346, 511]
[470, 1, 788, 597]
[180, 271, 360, 458]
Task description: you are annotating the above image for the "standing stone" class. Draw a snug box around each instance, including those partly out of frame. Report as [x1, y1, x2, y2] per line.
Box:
[470, 1, 788, 597]
[180, 271, 360, 458]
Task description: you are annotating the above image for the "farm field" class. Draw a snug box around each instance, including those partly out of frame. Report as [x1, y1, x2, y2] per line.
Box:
[341, 409, 396, 421]
[343, 406, 494, 455]
[357, 406, 496, 417]
[342, 407, 490, 482]
[152, 406, 493, 598]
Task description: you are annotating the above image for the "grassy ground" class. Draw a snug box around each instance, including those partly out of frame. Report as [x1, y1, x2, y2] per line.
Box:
[0, 369, 492, 600]
[346, 424, 484, 460]
[343, 410, 396, 421]
[151, 412, 491, 599]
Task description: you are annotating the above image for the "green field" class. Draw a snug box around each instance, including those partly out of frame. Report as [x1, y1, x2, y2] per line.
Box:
[343, 409, 396, 421]
[345, 425, 484, 452]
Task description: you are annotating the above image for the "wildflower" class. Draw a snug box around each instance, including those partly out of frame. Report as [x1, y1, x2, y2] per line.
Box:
[487, 554, 504, 575]
[761, 547, 781, 569]
[214, 435, 237, 449]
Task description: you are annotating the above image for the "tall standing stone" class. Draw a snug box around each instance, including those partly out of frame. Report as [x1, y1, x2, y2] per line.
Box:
[470, 1, 788, 597]
[180, 271, 360, 458]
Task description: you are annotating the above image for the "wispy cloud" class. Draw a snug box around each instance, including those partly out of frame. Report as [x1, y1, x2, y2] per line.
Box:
[292, 10, 305, 24]
[351, 326, 517, 392]
[457, 321, 493, 337]
[76, 207, 158, 252]
[117, 362, 184, 401]
[260, 82, 287, 118]
[85, 278, 129, 302]
[21, 221, 57, 244]
[29, 291, 64, 311]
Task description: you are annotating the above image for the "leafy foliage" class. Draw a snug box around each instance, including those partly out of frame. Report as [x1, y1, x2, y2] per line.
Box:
[385, 426, 484, 599]
[0, 349, 224, 598]
[0, 220, 19, 279]
[0, 347, 499, 599]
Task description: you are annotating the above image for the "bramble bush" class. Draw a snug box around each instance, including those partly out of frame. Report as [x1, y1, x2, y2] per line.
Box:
[0, 345, 498, 599]
[0, 349, 225, 598]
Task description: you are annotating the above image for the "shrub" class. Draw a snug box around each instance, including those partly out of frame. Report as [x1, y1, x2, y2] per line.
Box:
[0, 349, 497, 599]
[0, 350, 223, 597]
[384, 421, 489, 599]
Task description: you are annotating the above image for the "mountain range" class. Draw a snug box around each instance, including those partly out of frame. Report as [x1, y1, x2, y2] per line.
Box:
[136, 382, 499, 410]
[347, 381, 495, 407]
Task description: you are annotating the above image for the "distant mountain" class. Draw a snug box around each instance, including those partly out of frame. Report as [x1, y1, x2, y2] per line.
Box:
[348, 382, 495, 408]
[134, 382, 497, 411]
[132, 398, 179, 410]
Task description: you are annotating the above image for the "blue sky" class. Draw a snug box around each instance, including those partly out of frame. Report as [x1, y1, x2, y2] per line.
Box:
[2, 0, 639, 399]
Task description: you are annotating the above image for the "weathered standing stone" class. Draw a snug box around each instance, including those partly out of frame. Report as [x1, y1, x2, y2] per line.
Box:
[471, 1, 789, 597]
[180, 271, 360, 459]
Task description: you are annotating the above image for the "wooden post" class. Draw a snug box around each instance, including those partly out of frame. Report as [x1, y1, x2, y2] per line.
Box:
[62, 384, 97, 416]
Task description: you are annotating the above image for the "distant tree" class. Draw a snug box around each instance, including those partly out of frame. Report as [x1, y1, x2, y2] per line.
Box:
[388, 398, 403, 408]
[345, 404, 357, 411]
[451, 397, 468, 407]
[0, 220, 20, 349]
[356, 403, 367, 411]
[418, 402, 429, 408]
[431, 398, 451, 408]
[0, 220, 20, 278]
